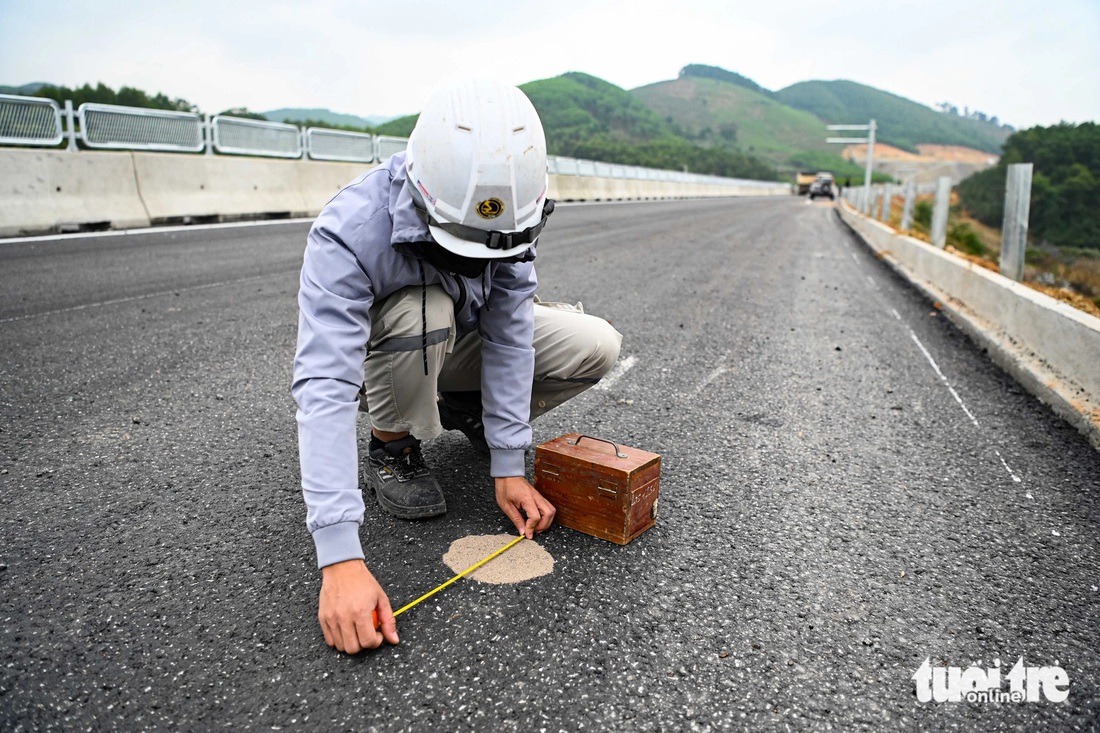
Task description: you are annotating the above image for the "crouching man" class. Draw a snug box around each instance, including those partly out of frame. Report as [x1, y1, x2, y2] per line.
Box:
[292, 80, 622, 653]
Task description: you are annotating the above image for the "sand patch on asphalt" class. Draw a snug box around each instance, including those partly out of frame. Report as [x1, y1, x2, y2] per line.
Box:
[443, 534, 554, 584]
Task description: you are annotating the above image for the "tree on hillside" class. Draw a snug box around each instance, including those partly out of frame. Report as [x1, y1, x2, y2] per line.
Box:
[34, 82, 196, 112]
[281, 118, 375, 134]
[957, 122, 1100, 250]
[216, 107, 269, 121]
[678, 64, 772, 97]
[516, 72, 780, 180]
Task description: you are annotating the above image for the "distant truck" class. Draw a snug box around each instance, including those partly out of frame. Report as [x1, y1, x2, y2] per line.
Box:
[796, 171, 817, 196]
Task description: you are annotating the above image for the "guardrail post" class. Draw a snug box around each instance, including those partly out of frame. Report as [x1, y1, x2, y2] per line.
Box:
[879, 185, 891, 223]
[204, 115, 213, 155]
[1000, 163, 1033, 282]
[931, 176, 951, 249]
[900, 180, 916, 230]
[64, 100, 77, 152]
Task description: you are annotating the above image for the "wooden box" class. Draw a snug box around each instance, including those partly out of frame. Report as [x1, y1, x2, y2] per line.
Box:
[534, 433, 661, 545]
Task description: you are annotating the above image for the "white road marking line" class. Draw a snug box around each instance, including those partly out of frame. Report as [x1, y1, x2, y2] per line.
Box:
[909, 329, 980, 428]
[947, 385, 981, 426]
[685, 365, 730, 400]
[0, 272, 284, 324]
[994, 449, 1023, 483]
[838, 227, 1027, 490]
[593, 355, 637, 392]
[866, 275, 878, 290]
[849, 252, 860, 264]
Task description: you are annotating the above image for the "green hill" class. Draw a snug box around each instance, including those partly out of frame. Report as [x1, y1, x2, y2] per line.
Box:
[261, 108, 396, 129]
[775, 79, 1011, 153]
[631, 74, 830, 160]
[372, 113, 415, 137]
[379, 72, 779, 180]
[379, 72, 676, 149]
[0, 82, 49, 95]
[631, 66, 874, 179]
[675, 64, 773, 98]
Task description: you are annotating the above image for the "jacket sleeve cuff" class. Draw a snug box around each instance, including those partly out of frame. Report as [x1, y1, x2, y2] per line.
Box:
[312, 521, 365, 569]
[490, 448, 527, 478]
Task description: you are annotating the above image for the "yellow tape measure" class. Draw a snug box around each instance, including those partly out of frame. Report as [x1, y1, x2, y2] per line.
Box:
[373, 533, 526, 629]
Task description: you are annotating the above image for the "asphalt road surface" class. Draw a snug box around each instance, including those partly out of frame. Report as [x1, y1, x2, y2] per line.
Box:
[1, 197, 1098, 732]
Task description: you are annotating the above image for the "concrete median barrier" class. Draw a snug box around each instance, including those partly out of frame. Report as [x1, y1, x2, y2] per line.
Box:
[134, 153, 312, 222]
[294, 160, 376, 212]
[0, 149, 150, 236]
[838, 201, 1100, 450]
[1, 150, 790, 236]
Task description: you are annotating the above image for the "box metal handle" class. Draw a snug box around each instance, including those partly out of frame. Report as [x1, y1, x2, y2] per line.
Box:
[569, 434, 628, 459]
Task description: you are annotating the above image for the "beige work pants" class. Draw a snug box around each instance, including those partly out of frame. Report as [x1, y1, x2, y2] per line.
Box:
[360, 286, 623, 441]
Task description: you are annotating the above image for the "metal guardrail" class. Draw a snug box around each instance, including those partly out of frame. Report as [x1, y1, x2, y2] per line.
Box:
[545, 154, 788, 189]
[79, 103, 203, 152]
[0, 93, 788, 190]
[375, 135, 408, 161]
[0, 95, 63, 146]
[212, 115, 301, 158]
[306, 128, 375, 163]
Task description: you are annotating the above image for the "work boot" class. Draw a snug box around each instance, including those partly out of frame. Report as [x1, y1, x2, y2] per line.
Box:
[366, 436, 447, 519]
[437, 391, 489, 454]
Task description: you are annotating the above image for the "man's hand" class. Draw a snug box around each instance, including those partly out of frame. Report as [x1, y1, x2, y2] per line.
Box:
[495, 476, 556, 539]
[318, 559, 399, 653]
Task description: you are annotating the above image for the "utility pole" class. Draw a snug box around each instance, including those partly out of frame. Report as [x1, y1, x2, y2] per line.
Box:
[827, 119, 877, 214]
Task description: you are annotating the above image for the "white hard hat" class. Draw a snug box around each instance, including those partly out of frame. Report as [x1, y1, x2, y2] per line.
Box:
[406, 79, 553, 259]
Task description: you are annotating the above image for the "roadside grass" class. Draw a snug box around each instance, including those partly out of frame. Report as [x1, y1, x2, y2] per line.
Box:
[878, 193, 1100, 319]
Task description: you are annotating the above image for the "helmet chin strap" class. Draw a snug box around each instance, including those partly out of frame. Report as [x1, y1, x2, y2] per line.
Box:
[410, 187, 555, 253]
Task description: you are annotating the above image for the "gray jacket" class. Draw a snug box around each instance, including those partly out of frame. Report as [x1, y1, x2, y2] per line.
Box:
[292, 153, 536, 568]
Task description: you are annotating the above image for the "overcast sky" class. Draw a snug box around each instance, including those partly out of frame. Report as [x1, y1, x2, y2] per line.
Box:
[1, 0, 1096, 130]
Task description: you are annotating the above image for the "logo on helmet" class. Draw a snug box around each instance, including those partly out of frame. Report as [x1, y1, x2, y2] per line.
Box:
[476, 198, 505, 220]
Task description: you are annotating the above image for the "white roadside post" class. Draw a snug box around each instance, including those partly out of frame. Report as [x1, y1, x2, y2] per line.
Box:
[827, 119, 877, 214]
[64, 100, 77, 152]
[931, 176, 952, 249]
[1000, 163, 1034, 282]
[901, 179, 916, 231]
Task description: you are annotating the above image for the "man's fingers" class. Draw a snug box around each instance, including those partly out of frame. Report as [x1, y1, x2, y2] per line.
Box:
[535, 496, 556, 533]
[501, 502, 526, 536]
[520, 497, 542, 539]
[320, 617, 336, 649]
[354, 616, 381, 650]
[376, 596, 401, 646]
[525, 492, 558, 534]
[339, 620, 363, 654]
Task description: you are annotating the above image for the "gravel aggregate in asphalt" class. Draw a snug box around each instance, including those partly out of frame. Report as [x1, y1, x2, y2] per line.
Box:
[1, 197, 1098, 731]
